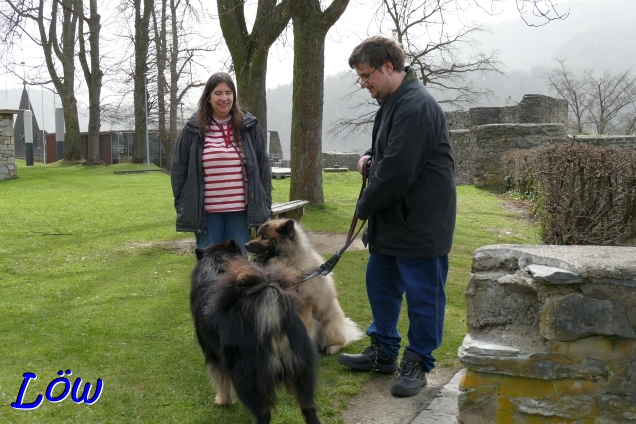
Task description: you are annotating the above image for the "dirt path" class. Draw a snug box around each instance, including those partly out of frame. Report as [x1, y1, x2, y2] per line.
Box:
[340, 363, 463, 424]
[154, 230, 366, 256]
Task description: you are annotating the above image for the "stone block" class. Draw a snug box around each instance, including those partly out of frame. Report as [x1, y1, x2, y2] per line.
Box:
[461, 245, 636, 422]
[547, 337, 635, 362]
[541, 293, 635, 341]
[525, 264, 583, 284]
[460, 333, 608, 380]
[510, 395, 596, 420]
[458, 384, 499, 410]
[467, 275, 539, 328]
[457, 397, 500, 424]
[459, 369, 502, 390]
[582, 284, 636, 326]
[473, 245, 636, 282]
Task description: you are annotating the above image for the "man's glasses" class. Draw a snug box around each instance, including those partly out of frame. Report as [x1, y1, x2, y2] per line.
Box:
[355, 68, 377, 88]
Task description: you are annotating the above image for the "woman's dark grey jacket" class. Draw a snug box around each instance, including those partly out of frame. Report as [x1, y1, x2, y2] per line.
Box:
[357, 68, 456, 258]
[170, 111, 272, 234]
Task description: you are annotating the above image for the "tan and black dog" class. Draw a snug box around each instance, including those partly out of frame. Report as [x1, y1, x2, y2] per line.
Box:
[246, 219, 363, 355]
[190, 239, 321, 424]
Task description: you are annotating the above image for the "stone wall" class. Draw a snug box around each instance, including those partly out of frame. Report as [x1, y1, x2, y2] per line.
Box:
[458, 244, 636, 423]
[572, 134, 636, 149]
[470, 106, 519, 127]
[446, 110, 471, 131]
[322, 152, 360, 171]
[445, 94, 569, 187]
[518, 94, 568, 125]
[446, 95, 567, 131]
[474, 124, 568, 188]
[449, 130, 475, 186]
[0, 111, 17, 181]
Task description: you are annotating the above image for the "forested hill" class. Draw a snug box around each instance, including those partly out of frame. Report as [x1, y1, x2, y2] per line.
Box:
[267, 71, 376, 159]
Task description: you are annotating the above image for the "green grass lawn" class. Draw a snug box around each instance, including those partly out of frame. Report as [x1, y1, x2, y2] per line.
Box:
[0, 160, 539, 423]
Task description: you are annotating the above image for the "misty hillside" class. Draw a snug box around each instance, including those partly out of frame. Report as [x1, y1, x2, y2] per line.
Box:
[267, 71, 377, 159]
[270, 0, 636, 156]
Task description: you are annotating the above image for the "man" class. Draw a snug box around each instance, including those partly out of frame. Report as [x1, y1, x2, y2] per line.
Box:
[337, 35, 456, 397]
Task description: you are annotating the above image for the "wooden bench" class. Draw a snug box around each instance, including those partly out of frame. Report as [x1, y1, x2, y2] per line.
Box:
[271, 167, 292, 179]
[271, 200, 310, 221]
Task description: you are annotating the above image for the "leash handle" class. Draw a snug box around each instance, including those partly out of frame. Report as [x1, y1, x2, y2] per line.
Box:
[345, 159, 369, 243]
[289, 160, 370, 290]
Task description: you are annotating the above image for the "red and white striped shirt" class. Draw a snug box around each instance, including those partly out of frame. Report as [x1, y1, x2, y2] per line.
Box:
[202, 118, 247, 213]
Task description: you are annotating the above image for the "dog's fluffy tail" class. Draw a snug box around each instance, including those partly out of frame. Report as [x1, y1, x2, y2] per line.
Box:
[253, 285, 293, 341]
[213, 259, 303, 342]
[343, 317, 364, 344]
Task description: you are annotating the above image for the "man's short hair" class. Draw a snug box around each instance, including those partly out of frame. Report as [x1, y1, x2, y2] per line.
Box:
[348, 35, 405, 72]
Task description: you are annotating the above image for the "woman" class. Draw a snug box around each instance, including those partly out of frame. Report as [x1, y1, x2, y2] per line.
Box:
[171, 72, 272, 256]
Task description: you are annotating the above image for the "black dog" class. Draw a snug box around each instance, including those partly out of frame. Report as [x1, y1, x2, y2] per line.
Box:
[190, 239, 321, 424]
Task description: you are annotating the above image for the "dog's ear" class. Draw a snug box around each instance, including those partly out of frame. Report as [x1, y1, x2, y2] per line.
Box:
[195, 247, 204, 261]
[224, 239, 243, 255]
[237, 271, 263, 288]
[280, 219, 295, 238]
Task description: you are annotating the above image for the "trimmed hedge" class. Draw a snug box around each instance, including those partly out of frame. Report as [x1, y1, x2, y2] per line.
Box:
[504, 144, 636, 245]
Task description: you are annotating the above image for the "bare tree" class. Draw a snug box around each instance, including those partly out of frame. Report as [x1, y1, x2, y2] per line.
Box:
[546, 61, 636, 135]
[152, 0, 212, 168]
[473, 0, 568, 27]
[130, 0, 153, 163]
[544, 58, 589, 134]
[379, 0, 503, 108]
[288, 0, 350, 205]
[217, 0, 291, 137]
[1, 0, 83, 161]
[513, 0, 569, 27]
[618, 101, 636, 135]
[78, 0, 103, 164]
[331, 0, 503, 139]
[584, 68, 636, 135]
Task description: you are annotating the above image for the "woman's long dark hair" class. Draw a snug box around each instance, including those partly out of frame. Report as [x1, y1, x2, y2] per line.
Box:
[197, 72, 243, 144]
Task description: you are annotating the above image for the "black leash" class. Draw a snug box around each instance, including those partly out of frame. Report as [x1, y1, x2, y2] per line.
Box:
[289, 162, 369, 290]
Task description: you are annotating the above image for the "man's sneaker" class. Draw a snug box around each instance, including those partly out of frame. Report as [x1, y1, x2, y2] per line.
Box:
[391, 350, 427, 397]
[337, 337, 398, 373]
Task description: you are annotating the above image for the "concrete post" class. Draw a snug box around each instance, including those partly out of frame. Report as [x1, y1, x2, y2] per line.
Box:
[24, 110, 33, 166]
[55, 108, 64, 160]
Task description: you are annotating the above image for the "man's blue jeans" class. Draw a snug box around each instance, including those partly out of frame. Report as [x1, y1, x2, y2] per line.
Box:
[195, 211, 250, 257]
[364, 253, 448, 372]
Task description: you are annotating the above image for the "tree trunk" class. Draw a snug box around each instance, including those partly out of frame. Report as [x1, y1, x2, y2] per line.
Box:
[59, 90, 82, 161]
[132, 0, 153, 163]
[234, 57, 269, 139]
[288, 0, 349, 205]
[217, 0, 291, 139]
[55, 0, 82, 161]
[289, 19, 326, 204]
[152, 0, 168, 168]
[78, 0, 102, 164]
[166, 0, 178, 169]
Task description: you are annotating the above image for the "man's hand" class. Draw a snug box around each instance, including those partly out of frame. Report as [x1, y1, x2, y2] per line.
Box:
[357, 155, 371, 175]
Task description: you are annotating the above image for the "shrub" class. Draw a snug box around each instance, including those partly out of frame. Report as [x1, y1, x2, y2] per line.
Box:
[531, 144, 636, 245]
[503, 149, 540, 201]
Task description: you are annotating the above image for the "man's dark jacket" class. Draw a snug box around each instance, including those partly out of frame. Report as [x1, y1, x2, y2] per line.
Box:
[170, 111, 272, 233]
[357, 68, 456, 258]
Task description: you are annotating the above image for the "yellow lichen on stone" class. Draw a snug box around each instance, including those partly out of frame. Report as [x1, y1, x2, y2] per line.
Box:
[459, 369, 503, 390]
[552, 378, 599, 396]
[498, 375, 556, 398]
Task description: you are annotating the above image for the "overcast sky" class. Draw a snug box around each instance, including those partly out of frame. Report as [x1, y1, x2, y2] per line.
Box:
[1, 0, 581, 91]
[264, 0, 552, 89]
[0, 0, 592, 132]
